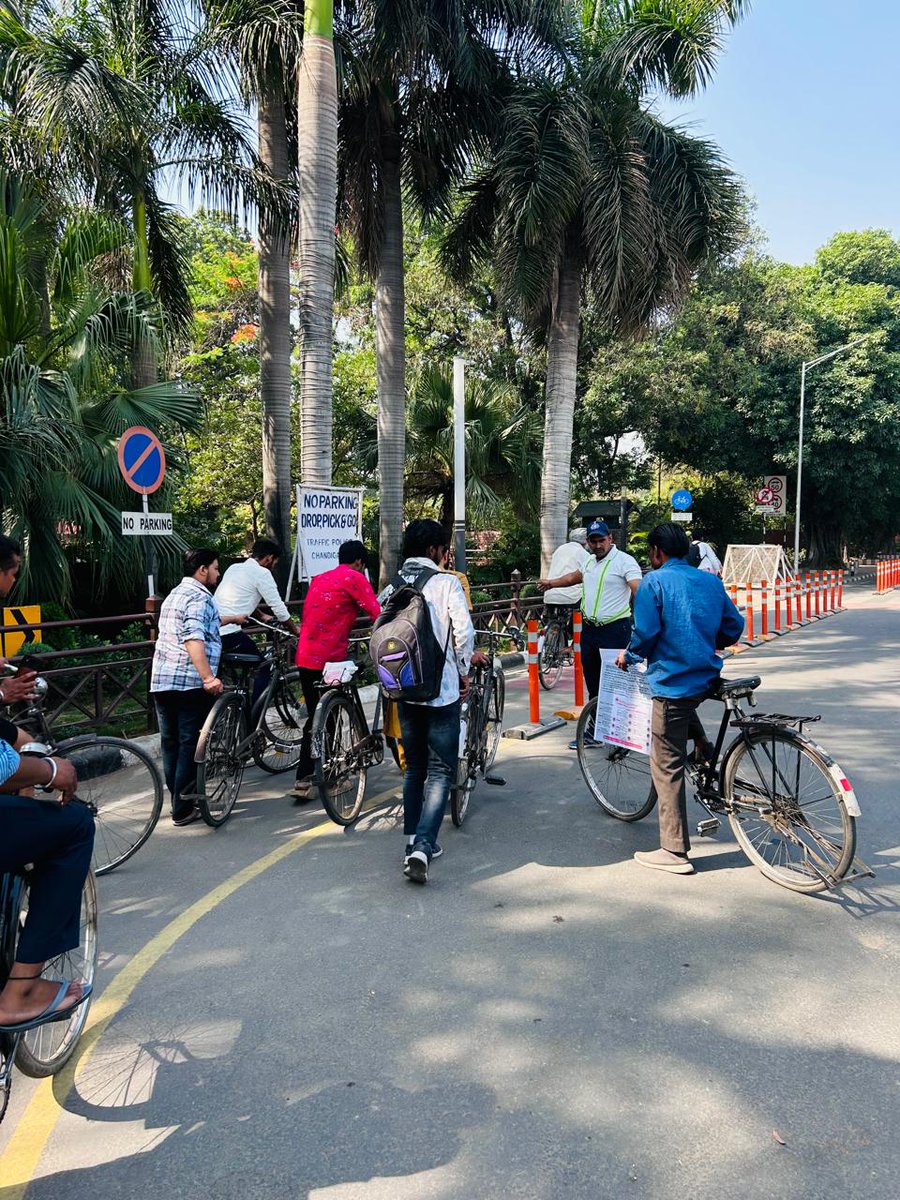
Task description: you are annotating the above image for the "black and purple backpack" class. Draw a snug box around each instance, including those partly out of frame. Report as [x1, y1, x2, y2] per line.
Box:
[369, 566, 449, 702]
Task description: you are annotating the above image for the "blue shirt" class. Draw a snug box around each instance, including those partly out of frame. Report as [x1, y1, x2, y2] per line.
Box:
[150, 577, 222, 693]
[624, 559, 744, 699]
[0, 737, 19, 787]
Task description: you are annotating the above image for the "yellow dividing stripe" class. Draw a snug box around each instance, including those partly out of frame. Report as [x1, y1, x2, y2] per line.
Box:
[0, 785, 402, 1197]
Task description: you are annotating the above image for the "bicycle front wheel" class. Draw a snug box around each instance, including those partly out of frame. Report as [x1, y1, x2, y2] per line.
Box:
[539, 622, 564, 690]
[16, 871, 99, 1078]
[59, 737, 163, 876]
[723, 728, 857, 893]
[576, 699, 657, 822]
[483, 667, 505, 772]
[253, 672, 306, 774]
[313, 692, 367, 826]
[195, 693, 246, 827]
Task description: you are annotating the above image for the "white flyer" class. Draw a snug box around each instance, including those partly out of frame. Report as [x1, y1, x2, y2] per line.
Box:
[594, 649, 653, 755]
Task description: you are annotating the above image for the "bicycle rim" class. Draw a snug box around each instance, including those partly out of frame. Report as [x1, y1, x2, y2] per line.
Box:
[539, 624, 564, 690]
[61, 737, 163, 876]
[196, 696, 246, 827]
[576, 700, 656, 821]
[483, 669, 505, 772]
[314, 693, 367, 826]
[16, 872, 98, 1078]
[724, 730, 856, 893]
[254, 676, 306, 774]
[451, 755, 475, 826]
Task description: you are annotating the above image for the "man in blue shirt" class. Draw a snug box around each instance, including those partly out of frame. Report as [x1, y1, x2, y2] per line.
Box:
[616, 523, 744, 875]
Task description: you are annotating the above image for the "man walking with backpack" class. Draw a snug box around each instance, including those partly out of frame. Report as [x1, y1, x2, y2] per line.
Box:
[372, 520, 485, 884]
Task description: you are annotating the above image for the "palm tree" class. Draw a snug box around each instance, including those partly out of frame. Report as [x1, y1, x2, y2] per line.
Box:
[337, 0, 565, 585]
[446, 2, 747, 570]
[297, 0, 338, 487]
[0, 170, 201, 601]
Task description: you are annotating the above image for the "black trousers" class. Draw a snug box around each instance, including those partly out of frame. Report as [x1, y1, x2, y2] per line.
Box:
[295, 666, 323, 782]
[0, 794, 94, 962]
[153, 689, 213, 819]
[221, 630, 270, 709]
[581, 618, 632, 700]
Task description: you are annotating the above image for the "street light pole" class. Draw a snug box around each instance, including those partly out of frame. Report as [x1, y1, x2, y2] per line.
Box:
[453, 356, 467, 573]
[793, 335, 871, 572]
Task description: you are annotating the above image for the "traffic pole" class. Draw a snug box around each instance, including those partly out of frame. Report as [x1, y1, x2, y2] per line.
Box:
[760, 579, 769, 637]
[804, 573, 811, 620]
[774, 578, 782, 632]
[814, 570, 821, 617]
[829, 570, 837, 611]
[527, 619, 540, 723]
[745, 582, 755, 642]
[794, 575, 802, 625]
[837, 569, 844, 608]
[573, 611, 584, 707]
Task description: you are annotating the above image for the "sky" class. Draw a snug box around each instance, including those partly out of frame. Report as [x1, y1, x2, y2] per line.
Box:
[659, 0, 900, 265]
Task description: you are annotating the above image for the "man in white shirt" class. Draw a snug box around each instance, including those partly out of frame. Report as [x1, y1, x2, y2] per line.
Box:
[214, 539, 299, 706]
[690, 536, 722, 575]
[543, 528, 589, 607]
[385, 520, 486, 884]
[539, 519, 642, 741]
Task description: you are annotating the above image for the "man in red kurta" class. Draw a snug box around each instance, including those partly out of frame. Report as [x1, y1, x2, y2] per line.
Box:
[291, 540, 380, 801]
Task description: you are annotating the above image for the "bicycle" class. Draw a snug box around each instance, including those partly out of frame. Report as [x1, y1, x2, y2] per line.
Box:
[193, 620, 306, 826]
[450, 632, 507, 826]
[0, 825, 99, 1123]
[575, 673, 871, 894]
[4, 663, 163, 876]
[539, 604, 575, 691]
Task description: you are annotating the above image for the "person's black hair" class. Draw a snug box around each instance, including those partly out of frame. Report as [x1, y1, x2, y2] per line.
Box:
[338, 539, 368, 566]
[251, 538, 281, 560]
[0, 535, 21, 573]
[403, 519, 449, 559]
[647, 523, 691, 559]
[184, 548, 219, 575]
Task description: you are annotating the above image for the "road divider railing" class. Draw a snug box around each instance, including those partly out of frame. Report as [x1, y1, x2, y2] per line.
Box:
[876, 557, 900, 593]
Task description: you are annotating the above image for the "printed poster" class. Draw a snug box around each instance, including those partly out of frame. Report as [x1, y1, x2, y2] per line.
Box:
[296, 485, 364, 578]
[594, 649, 653, 755]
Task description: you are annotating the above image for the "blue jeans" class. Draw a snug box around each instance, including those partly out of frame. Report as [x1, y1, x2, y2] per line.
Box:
[153, 688, 213, 820]
[397, 700, 460, 854]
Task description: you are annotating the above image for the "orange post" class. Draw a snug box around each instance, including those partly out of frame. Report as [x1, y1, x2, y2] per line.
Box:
[829, 570, 837, 611]
[745, 582, 755, 642]
[774, 578, 782, 632]
[573, 611, 584, 707]
[814, 570, 821, 617]
[837, 569, 844, 608]
[527, 619, 540, 724]
[761, 580, 769, 637]
[794, 575, 802, 625]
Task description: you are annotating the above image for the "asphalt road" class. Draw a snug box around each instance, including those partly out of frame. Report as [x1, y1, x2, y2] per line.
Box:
[1, 587, 899, 1200]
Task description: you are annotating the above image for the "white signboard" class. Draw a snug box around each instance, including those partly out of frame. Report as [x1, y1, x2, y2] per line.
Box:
[671, 512, 692, 522]
[755, 475, 787, 515]
[121, 511, 173, 535]
[296, 485, 364, 578]
[594, 649, 653, 755]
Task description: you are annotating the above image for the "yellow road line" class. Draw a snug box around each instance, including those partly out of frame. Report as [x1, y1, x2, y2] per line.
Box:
[0, 784, 401, 1197]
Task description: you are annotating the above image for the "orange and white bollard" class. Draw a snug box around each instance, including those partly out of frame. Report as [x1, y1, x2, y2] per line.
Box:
[805, 573, 813, 620]
[794, 575, 803, 625]
[814, 571, 821, 617]
[527, 619, 540, 724]
[760, 579, 770, 637]
[837, 569, 844, 608]
[829, 570, 837, 611]
[774, 578, 782, 633]
[745, 582, 755, 642]
[573, 611, 584, 707]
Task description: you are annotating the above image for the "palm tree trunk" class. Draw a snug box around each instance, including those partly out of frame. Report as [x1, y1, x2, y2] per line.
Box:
[540, 247, 582, 574]
[297, 0, 337, 486]
[375, 130, 406, 586]
[131, 189, 157, 390]
[258, 85, 294, 580]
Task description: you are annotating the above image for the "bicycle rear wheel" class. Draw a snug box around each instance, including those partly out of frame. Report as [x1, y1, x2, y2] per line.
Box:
[483, 667, 505, 772]
[59, 737, 163, 876]
[15, 871, 98, 1078]
[723, 728, 856, 893]
[576, 699, 657, 821]
[451, 700, 478, 827]
[539, 622, 565, 690]
[313, 692, 368, 826]
[253, 672, 306, 774]
[195, 693, 246, 827]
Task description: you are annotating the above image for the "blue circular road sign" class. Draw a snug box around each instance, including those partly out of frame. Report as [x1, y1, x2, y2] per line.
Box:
[671, 489, 693, 511]
[117, 426, 166, 495]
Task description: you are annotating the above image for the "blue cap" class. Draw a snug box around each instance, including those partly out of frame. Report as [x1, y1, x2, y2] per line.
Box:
[586, 520, 610, 538]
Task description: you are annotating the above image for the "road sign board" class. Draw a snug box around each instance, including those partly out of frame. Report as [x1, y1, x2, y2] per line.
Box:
[117, 426, 166, 496]
[755, 475, 787, 515]
[671, 512, 693, 523]
[671, 489, 693, 511]
[1, 605, 41, 658]
[121, 511, 173, 536]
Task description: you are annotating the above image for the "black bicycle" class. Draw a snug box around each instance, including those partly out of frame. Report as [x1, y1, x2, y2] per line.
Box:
[539, 604, 575, 691]
[193, 621, 305, 826]
[576, 674, 868, 894]
[0, 843, 99, 1123]
[4, 663, 163, 876]
[450, 633, 506, 826]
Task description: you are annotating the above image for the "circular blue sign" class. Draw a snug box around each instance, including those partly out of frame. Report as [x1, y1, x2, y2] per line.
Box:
[671, 489, 693, 511]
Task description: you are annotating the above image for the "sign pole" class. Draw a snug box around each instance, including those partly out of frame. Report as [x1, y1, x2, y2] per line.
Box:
[142, 494, 156, 598]
[453, 357, 467, 573]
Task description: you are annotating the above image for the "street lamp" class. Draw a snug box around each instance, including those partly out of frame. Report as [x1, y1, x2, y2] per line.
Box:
[793, 335, 872, 572]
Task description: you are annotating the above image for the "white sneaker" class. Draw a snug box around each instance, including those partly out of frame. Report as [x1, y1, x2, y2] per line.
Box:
[404, 849, 428, 883]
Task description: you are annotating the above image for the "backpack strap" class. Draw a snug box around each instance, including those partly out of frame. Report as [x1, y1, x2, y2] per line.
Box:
[396, 564, 441, 593]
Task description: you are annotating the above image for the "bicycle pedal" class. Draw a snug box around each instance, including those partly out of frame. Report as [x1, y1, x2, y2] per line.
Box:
[697, 818, 720, 838]
[485, 775, 507, 786]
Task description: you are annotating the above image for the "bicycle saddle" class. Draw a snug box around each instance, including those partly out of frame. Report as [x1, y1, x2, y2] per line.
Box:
[711, 675, 761, 699]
